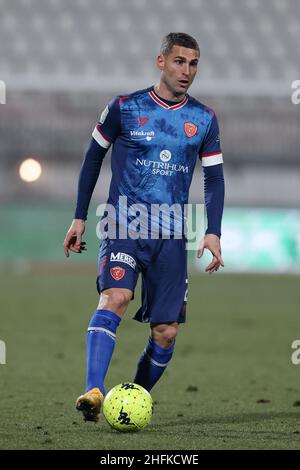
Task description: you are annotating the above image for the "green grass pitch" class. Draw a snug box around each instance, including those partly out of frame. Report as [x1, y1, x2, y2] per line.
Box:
[0, 270, 300, 450]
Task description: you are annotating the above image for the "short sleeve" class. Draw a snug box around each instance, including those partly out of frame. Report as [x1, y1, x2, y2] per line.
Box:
[92, 97, 121, 149]
[199, 113, 223, 167]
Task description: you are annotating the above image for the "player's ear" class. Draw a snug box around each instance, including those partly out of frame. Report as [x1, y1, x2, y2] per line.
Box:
[156, 54, 165, 71]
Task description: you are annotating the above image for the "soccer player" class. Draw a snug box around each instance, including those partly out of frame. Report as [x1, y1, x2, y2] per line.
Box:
[63, 32, 225, 422]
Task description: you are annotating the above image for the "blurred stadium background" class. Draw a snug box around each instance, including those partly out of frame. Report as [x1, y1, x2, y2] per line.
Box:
[0, 0, 299, 273]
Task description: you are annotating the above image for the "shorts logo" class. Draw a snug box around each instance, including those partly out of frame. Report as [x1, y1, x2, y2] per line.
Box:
[110, 266, 126, 281]
[110, 252, 136, 270]
[184, 122, 198, 138]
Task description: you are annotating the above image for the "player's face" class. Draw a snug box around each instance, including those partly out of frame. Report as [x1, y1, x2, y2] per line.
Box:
[157, 45, 199, 96]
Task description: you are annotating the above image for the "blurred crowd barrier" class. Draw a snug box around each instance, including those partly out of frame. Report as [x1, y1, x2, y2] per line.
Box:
[1, 204, 299, 273]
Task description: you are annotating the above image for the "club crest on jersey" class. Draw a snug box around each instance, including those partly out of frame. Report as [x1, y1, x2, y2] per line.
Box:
[110, 266, 125, 281]
[184, 122, 198, 138]
[138, 117, 149, 127]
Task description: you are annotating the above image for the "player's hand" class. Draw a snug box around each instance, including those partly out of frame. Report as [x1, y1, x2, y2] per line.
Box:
[197, 234, 224, 274]
[63, 219, 86, 257]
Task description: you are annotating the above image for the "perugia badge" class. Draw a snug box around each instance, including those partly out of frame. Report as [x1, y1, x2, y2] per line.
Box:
[110, 266, 125, 281]
[184, 122, 198, 137]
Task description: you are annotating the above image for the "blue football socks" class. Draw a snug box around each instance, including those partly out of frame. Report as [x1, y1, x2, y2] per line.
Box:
[85, 309, 121, 395]
[133, 336, 175, 392]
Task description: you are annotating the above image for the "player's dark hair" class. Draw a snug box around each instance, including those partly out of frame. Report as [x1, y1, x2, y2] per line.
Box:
[160, 32, 200, 56]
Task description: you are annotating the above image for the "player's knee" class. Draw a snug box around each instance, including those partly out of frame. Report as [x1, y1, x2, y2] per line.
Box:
[98, 288, 132, 314]
[151, 323, 178, 348]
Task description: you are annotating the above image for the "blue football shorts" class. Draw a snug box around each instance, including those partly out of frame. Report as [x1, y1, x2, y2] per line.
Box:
[96, 237, 188, 324]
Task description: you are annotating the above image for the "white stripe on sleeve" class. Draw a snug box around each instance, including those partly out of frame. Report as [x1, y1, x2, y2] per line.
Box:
[201, 153, 223, 167]
[92, 126, 111, 149]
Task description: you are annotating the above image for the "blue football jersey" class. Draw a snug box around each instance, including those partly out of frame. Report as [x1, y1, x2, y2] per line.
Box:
[92, 86, 223, 235]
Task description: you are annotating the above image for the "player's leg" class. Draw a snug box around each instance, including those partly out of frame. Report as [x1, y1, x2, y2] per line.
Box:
[133, 238, 188, 391]
[86, 288, 132, 394]
[133, 322, 178, 391]
[76, 237, 139, 421]
[76, 288, 132, 421]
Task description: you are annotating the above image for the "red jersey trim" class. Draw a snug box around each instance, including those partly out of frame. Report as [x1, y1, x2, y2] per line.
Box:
[201, 151, 222, 157]
[96, 124, 112, 143]
[149, 90, 188, 110]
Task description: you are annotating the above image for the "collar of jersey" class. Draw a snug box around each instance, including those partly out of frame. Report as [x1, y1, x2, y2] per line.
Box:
[149, 87, 188, 110]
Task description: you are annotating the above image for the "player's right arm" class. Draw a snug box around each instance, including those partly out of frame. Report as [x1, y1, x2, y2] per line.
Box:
[63, 97, 121, 257]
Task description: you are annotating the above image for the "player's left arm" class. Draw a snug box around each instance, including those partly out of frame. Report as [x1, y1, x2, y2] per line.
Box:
[198, 112, 225, 273]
